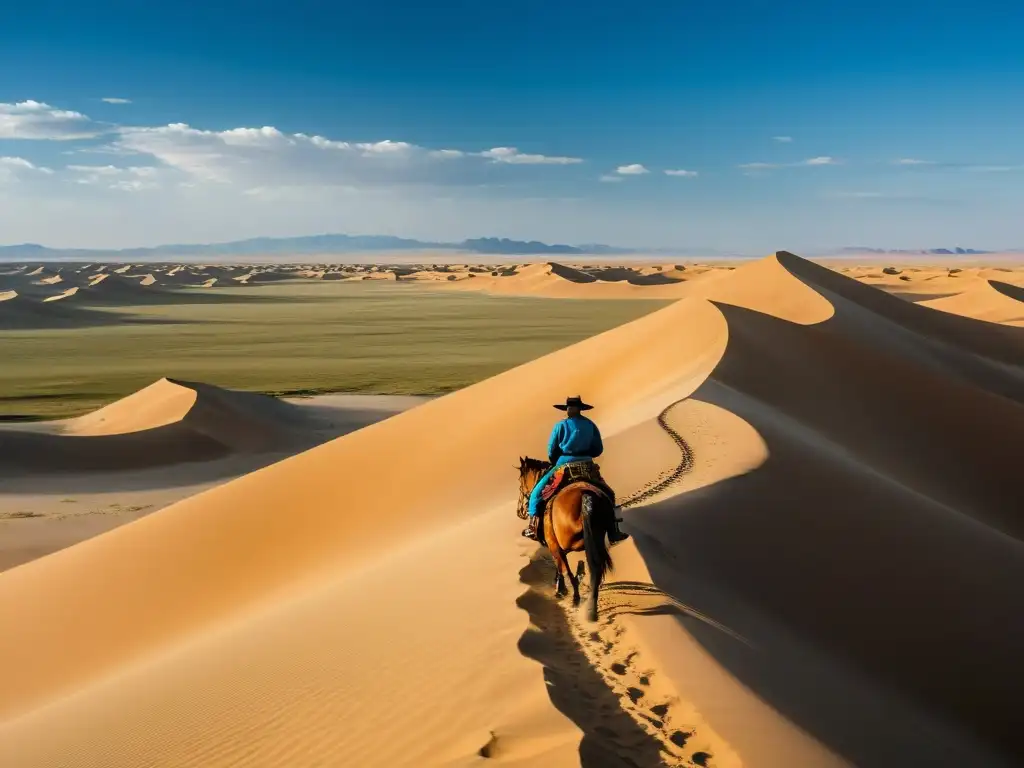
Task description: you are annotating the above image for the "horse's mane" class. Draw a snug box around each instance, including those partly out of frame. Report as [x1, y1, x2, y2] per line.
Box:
[520, 456, 551, 473]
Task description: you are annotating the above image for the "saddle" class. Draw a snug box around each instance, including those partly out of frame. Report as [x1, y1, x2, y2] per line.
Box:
[534, 462, 615, 547]
[542, 460, 615, 506]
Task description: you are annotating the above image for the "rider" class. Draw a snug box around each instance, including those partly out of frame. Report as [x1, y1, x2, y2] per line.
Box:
[522, 395, 630, 544]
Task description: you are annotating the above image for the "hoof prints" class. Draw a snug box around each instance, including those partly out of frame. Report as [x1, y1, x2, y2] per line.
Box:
[519, 555, 714, 767]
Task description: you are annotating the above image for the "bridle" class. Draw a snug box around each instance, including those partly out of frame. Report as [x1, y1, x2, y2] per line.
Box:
[516, 474, 530, 520]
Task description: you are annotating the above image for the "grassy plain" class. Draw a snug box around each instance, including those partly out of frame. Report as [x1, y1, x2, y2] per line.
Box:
[0, 281, 666, 418]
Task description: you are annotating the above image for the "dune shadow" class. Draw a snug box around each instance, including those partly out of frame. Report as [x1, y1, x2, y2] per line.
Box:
[517, 552, 671, 767]
[990, 280, 1024, 302]
[0, 302, 190, 331]
[618, 288, 1024, 765]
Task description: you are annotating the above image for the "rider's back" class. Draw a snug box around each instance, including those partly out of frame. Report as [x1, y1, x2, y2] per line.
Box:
[550, 415, 603, 461]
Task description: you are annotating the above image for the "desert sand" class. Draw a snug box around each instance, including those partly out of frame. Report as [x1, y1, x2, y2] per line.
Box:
[0, 252, 1022, 767]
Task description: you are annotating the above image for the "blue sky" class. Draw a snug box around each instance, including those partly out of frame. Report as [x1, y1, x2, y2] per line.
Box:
[1, 0, 1022, 252]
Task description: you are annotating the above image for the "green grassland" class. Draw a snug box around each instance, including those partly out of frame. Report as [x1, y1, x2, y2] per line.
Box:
[0, 281, 666, 419]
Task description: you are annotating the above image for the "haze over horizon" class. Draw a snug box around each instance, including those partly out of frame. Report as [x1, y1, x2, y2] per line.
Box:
[1, 1, 1022, 251]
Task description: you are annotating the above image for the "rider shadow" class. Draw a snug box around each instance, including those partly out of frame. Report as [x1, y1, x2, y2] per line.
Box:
[517, 552, 668, 768]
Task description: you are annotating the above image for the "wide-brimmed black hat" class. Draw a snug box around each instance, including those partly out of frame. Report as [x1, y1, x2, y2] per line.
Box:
[554, 395, 593, 411]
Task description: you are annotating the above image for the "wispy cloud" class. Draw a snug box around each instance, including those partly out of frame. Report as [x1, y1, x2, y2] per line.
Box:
[478, 146, 582, 165]
[599, 174, 624, 183]
[893, 158, 934, 165]
[739, 157, 839, 172]
[616, 163, 649, 175]
[101, 97, 132, 105]
[0, 155, 55, 182]
[772, 136, 793, 143]
[0, 100, 108, 140]
[664, 169, 698, 177]
[108, 123, 587, 188]
[963, 164, 1024, 172]
[67, 164, 161, 189]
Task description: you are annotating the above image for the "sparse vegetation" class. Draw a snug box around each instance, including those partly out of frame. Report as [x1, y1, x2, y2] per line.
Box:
[0, 281, 665, 418]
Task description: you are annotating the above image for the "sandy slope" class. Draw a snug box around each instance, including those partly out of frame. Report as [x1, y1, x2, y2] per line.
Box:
[0, 379, 317, 476]
[0, 393, 429, 573]
[0, 253, 1022, 767]
[919, 280, 1024, 326]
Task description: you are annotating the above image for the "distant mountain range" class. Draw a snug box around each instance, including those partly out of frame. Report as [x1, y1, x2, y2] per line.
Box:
[833, 246, 995, 255]
[0, 234, 649, 261]
[2, 235, 1009, 262]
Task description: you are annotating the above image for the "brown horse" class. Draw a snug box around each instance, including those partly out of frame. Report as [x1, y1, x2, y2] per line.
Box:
[517, 457, 613, 621]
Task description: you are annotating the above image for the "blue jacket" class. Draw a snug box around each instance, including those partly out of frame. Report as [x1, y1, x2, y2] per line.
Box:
[548, 415, 603, 464]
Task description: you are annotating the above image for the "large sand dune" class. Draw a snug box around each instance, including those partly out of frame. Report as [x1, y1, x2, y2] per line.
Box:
[0, 252, 1022, 766]
[0, 379, 316, 476]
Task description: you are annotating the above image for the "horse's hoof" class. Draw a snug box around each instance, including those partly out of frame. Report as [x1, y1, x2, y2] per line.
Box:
[587, 609, 599, 622]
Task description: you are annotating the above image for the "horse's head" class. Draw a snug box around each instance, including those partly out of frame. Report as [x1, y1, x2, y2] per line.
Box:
[516, 456, 551, 518]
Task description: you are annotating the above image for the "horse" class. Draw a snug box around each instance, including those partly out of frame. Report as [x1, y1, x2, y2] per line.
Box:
[517, 456, 613, 622]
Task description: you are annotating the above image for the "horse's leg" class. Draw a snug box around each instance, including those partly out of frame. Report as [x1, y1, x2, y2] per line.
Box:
[553, 496, 582, 607]
[562, 549, 581, 607]
[547, 534, 567, 598]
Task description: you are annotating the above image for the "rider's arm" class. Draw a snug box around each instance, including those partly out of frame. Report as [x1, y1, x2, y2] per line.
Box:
[547, 422, 564, 464]
[590, 425, 604, 458]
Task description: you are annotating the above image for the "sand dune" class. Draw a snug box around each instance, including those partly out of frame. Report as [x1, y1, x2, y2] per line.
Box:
[0, 289, 126, 329]
[0, 379, 315, 476]
[446, 261, 699, 299]
[920, 279, 1024, 326]
[41, 286, 79, 302]
[1, 252, 1022, 766]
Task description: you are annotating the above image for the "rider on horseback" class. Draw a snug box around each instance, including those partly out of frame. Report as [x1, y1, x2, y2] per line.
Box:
[522, 396, 630, 544]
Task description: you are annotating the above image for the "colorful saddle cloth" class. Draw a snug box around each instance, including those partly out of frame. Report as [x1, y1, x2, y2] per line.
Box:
[541, 460, 615, 504]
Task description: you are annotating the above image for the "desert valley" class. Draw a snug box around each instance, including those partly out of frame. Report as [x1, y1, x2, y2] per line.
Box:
[1, 251, 1022, 767]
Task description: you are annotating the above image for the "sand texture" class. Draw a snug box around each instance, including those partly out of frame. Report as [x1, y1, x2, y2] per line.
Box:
[0, 252, 1022, 767]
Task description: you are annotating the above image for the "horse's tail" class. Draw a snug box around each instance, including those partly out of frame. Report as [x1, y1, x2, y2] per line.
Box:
[582, 492, 612, 619]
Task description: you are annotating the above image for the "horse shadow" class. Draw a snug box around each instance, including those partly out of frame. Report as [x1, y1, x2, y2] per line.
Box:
[517, 552, 670, 767]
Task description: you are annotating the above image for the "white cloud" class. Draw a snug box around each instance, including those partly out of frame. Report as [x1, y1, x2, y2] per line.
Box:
[738, 162, 780, 170]
[599, 174, 624, 182]
[1, 157, 39, 170]
[805, 156, 838, 166]
[478, 146, 582, 165]
[110, 179, 158, 192]
[67, 164, 123, 176]
[0, 100, 107, 140]
[772, 136, 793, 143]
[101, 97, 132, 105]
[616, 164, 649, 175]
[429, 149, 465, 159]
[109, 124, 585, 187]
[894, 158, 933, 165]
[67, 163, 165, 188]
[0, 156, 54, 179]
[664, 169, 698, 177]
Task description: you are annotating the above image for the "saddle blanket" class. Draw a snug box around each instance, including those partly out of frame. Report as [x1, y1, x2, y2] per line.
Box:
[541, 460, 615, 503]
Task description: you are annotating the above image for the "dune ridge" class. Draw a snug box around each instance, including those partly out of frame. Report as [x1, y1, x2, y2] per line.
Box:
[919, 279, 1024, 326]
[0, 378, 315, 476]
[0, 252, 1022, 766]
